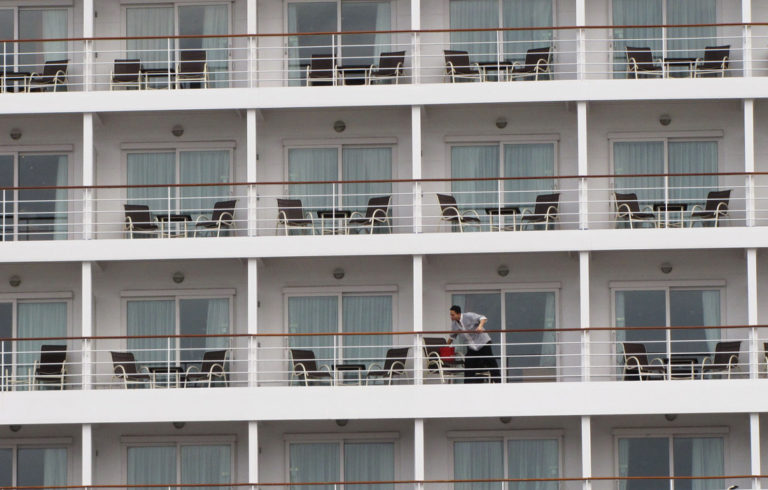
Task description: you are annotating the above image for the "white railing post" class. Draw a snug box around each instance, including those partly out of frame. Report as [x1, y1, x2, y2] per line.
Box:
[2, 189, 6, 242]
[579, 252, 590, 381]
[82, 262, 93, 391]
[83, 0, 94, 91]
[410, 0, 421, 84]
[745, 99, 756, 227]
[576, 0, 586, 80]
[412, 106, 422, 233]
[577, 102, 589, 230]
[413, 255, 424, 385]
[743, 0, 753, 77]
[167, 38, 173, 90]
[247, 259, 258, 387]
[247, 0, 257, 88]
[167, 186, 172, 237]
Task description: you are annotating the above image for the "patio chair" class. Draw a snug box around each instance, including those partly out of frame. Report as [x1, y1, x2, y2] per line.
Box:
[509, 47, 552, 81]
[366, 51, 406, 85]
[695, 45, 730, 78]
[176, 50, 208, 89]
[366, 347, 409, 385]
[110, 59, 142, 90]
[436, 193, 482, 232]
[348, 196, 391, 234]
[621, 342, 666, 381]
[33, 344, 67, 390]
[306, 54, 336, 86]
[625, 47, 663, 79]
[276, 198, 315, 235]
[124, 204, 160, 238]
[26, 59, 69, 92]
[289, 349, 334, 386]
[689, 190, 730, 228]
[194, 199, 237, 237]
[614, 192, 658, 229]
[423, 337, 465, 384]
[184, 350, 228, 387]
[444, 50, 482, 82]
[520, 193, 560, 230]
[111, 351, 153, 388]
[701, 341, 741, 379]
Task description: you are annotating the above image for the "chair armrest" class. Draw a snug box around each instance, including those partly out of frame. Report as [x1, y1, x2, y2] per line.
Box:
[626, 57, 637, 71]
[395, 61, 403, 75]
[535, 58, 549, 72]
[29, 71, 40, 79]
[440, 206, 461, 219]
[293, 362, 309, 376]
[446, 61, 456, 75]
[113, 365, 128, 377]
[641, 205, 654, 213]
[690, 204, 704, 214]
[218, 211, 235, 226]
[615, 202, 630, 217]
[390, 361, 406, 372]
[545, 205, 558, 220]
[277, 210, 288, 223]
[715, 202, 729, 216]
[185, 365, 201, 377]
[700, 356, 712, 369]
[650, 357, 665, 367]
[367, 363, 383, 373]
[728, 354, 739, 367]
[372, 208, 389, 223]
[54, 69, 66, 80]
[460, 209, 481, 220]
[624, 355, 641, 370]
[520, 208, 533, 217]
[194, 214, 209, 226]
[319, 364, 334, 379]
[349, 211, 365, 220]
[33, 359, 40, 373]
[208, 362, 226, 375]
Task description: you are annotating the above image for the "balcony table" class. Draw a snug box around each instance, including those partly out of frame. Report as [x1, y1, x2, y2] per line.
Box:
[663, 356, 699, 380]
[337, 65, 369, 85]
[485, 206, 520, 231]
[477, 61, 512, 81]
[663, 57, 697, 78]
[653, 203, 688, 228]
[147, 365, 185, 388]
[316, 209, 352, 235]
[141, 67, 176, 89]
[333, 363, 366, 385]
[155, 213, 193, 238]
[2, 71, 31, 92]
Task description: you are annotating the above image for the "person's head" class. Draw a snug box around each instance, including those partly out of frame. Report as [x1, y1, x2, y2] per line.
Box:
[449, 305, 462, 322]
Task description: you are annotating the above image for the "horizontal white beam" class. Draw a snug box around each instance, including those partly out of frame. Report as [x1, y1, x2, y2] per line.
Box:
[1, 227, 767, 263]
[3, 379, 768, 424]
[1, 78, 768, 115]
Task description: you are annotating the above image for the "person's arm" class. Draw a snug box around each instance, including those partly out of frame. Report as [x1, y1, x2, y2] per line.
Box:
[447, 321, 458, 344]
[476, 317, 487, 331]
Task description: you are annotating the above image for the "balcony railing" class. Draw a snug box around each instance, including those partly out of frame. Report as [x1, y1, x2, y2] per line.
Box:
[0, 325, 760, 391]
[0, 172, 758, 241]
[0, 22, 766, 93]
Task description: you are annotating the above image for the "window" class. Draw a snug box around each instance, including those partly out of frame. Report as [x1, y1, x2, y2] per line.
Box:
[125, 3, 229, 87]
[450, 142, 555, 224]
[452, 290, 557, 382]
[286, 1, 392, 84]
[0, 446, 67, 487]
[289, 440, 395, 490]
[617, 435, 724, 490]
[453, 437, 560, 490]
[612, 139, 718, 208]
[287, 146, 392, 214]
[127, 442, 232, 490]
[614, 287, 721, 360]
[0, 153, 69, 241]
[286, 292, 394, 370]
[0, 299, 68, 390]
[0, 7, 69, 73]
[449, 0, 553, 62]
[612, 0, 717, 78]
[124, 296, 231, 367]
[126, 149, 231, 216]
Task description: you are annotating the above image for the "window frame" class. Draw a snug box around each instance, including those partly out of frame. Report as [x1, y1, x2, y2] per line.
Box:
[0, 438, 73, 487]
[0, 5, 73, 72]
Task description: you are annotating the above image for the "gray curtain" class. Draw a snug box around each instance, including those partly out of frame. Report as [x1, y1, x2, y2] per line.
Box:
[127, 152, 176, 214]
[128, 446, 177, 487]
[613, 141, 665, 205]
[289, 442, 340, 490]
[179, 5, 229, 87]
[342, 295, 392, 368]
[612, 0, 663, 78]
[126, 299, 175, 365]
[181, 445, 231, 490]
[668, 141, 717, 207]
[503, 143, 555, 209]
[502, 0, 553, 60]
[179, 150, 230, 217]
[454, 440, 504, 490]
[667, 0, 716, 59]
[450, 0, 499, 62]
[288, 296, 338, 369]
[451, 145, 500, 221]
[127, 7, 175, 70]
[17, 302, 67, 385]
[507, 439, 559, 490]
[341, 147, 392, 213]
[344, 442, 395, 490]
[288, 148, 338, 213]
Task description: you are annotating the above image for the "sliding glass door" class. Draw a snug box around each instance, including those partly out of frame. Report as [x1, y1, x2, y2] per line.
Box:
[289, 441, 394, 490]
[0, 447, 67, 488]
[0, 9, 13, 71]
[126, 7, 175, 70]
[128, 444, 231, 490]
[18, 9, 68, 73]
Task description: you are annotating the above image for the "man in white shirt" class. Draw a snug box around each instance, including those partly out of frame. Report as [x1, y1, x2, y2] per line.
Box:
[448, 305, 500, 383]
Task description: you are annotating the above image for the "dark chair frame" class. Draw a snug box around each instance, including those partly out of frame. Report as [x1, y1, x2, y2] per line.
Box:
[689, 190, 731, 228]
[436, 193, 482, 232]
[366, 51, 406, 85]
[290, 349, 334, 386]
[276, 198, 316, 235]
[124, 204, 160, 238]
[348, 195, 391, 234]
[701, 341, 741, 379]
[184, 350, 228, 387]
[194, 199, 237, 237]
[520, 193, 560, 230]
[614, 192, 659, 229]
[111, 351, 153, 388]
[110, 58, 142, 90]
[176, 49, 208, 89]
[366, 347, 409, 385]
[695, 45, 730, 78]
[26, 59, 69, 92]
[622, 342, 667, 381]
[306, 53, 336, 86]
[444, 50, 482, 82]
[625, 47, 664, 78]
[33, 344, 67, 390]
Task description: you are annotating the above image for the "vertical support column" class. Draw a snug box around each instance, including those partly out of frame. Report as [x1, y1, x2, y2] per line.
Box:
[414, 418, 425, 490]
[748, 248, 759, 379]
[412, 106, 422, 233]
[82, 424, 92, 490]
[581, 416, 592, 490]
[83, 0, 94, 91]
[81, 262, 93, 391]
[247, 0, 257, 87]
[576, 0, 586, 80]
[410, 0, 421, 83]
[83, 113, 94, 240]
[745, 99, 755, 227]
[580, 252, 590, 381]
[248, 259, 258, 387]
[577, 102, 589, 230]
[248, 421, 259, 490]
[247, 110, 258, 237]
[413, 255, 424, 385]
[743, 0, 753, 77]
[751, 413, 762, 490]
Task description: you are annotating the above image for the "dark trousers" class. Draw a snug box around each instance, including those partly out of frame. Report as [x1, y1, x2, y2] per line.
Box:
[464, 342, 501, 383]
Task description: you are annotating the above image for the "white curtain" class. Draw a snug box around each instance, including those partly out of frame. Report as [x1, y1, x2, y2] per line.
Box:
[286, 2, 337, 86]
[127, 7, 175, 69]
[507, 439, 559, 490]
[18, 9, 68, 69]
[290, 442, 340, 490]
[127, 300, 175, 365]
[451, 145, 500, 224]
[668, 141, 718, 206]
[128, 446, 177, 487]
[205, 299, 230, 349]
[41, 10, 67, 62]
[503, 143, 555, 209]
[127, 153, 176, 214]
[450, 0, 499, 62]
[374, 3, 391, 59]
[613, 141, 665, 205]
[687, 437, 724, 490]
[288, 296, 338, 369]
[17, 448, 67, 486]
[53, 155, 68, 240]
[342, 295, 392, 368]
[667, 0, 717, 58]
[199, 5, 229, 87]
[612, 0, 663, 78]
[342, 147, 392, 213]
[17, 302, 67, 385]
[454, 440, 504, 490]
[502, 0, 553, 60]
[43, 448, 67, 487]
[540, 293, 557, 362]
[180, 150, 230, 217]
[288, 148, 338, 213]
[344, 442, 395, 490]
[181, 445, 231, 490]
[701, 291, 720, 355]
